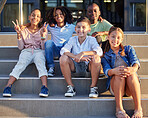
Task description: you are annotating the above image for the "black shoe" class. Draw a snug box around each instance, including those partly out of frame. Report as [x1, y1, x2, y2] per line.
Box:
[89, 87, 99, 98]
[65, 85, 76, 97]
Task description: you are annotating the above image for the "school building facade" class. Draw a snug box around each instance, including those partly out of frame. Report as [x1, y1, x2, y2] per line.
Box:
[0, 0, 146, 32]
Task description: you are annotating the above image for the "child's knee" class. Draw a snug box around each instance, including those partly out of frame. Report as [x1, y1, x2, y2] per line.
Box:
[92, 55, 101, 63]
[60, 55, 69, 64]
[113, 75, 125, 83]
[45, 40, 54, 48]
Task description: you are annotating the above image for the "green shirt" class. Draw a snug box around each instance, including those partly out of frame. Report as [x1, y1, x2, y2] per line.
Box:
[88, 20, 113, 42]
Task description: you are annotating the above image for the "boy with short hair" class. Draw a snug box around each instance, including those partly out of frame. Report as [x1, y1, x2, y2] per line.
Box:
[60, 17, 103, 98]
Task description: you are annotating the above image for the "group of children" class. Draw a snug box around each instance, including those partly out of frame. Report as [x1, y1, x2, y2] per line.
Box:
[2, 3, 143, 118]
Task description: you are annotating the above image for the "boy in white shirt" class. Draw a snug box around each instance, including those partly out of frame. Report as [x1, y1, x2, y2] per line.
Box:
[60, 17, 103, 97]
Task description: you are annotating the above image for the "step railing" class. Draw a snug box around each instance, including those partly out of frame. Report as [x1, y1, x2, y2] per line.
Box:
[0, 0, 7, 14]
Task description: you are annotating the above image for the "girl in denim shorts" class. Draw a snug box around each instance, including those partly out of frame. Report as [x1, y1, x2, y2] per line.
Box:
[101, 27, 143, 118]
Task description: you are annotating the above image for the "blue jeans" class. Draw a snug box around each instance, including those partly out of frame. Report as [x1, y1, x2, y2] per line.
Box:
[45, 40, 63, 69]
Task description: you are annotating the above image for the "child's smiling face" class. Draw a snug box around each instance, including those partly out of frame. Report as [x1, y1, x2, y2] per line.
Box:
[54, 9, 65, 24]
[29, 9, 41, 26]
[75, 22, 91, 38]
[87, 4, 100, 23]
[108, 30, 123, 49]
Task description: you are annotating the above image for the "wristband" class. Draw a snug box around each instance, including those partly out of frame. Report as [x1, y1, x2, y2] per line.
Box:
[41, 37, 45, 39]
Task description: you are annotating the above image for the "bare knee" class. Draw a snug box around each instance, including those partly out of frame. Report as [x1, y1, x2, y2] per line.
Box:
[127, 73, 139, 82]
[91, 55, 101, 64]
[111, 76, 125, 96]
[112, 75, 126, 85]
[60, 55, 70, 66]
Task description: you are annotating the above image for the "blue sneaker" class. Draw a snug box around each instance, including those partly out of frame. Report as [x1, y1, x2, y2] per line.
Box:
[39, 85, 49, 97]
[3, 86, 12, 97]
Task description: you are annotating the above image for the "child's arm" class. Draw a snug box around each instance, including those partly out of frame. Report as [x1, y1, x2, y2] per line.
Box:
[92, 31, 109, 37]
[126, 45, 140, 68]
[40, 22, 48, 49]
[12, 20, 25, 50]
[74, 51, 96, 62]
[91, 37, 103, 56]
[124, 63, 139, 77]
[101, 57, 127, 78]
[60, 37, 73, 56]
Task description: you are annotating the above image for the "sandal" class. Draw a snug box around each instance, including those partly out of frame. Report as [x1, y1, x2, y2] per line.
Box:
[131, 110, 143, 118]
[116, 110, 130, 118]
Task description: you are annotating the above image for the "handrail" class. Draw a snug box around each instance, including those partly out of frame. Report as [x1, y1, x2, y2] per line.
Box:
[0, 0, 7, 14]
[19, 0, 23, 25]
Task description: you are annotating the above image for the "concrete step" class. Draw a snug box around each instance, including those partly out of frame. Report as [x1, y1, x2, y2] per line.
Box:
[0, 46, 20, 60]
[0, 60, 62, 77]
[133, 46, 148, 59]
[0, 116, 147, 118]
[140, 75, 148, 94]
[0, 75, 147, 94]
[137, 59, 148, 75]
[0, 93, 147, 117]
[0, 77, 107, 95]
[0, 45, 148, 60]
[0, 33, 148, 46]
[0, 59, 147, 76]
[125, 34, 148, 46]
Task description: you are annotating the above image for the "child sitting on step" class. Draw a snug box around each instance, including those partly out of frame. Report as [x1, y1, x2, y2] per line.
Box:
[45, 6, 75, 77]
[101, 27, 143, 118]
[3, 9, 49, 97]
[60, 17, 103, 98]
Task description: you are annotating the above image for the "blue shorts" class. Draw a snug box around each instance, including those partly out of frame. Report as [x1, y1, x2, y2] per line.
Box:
[72, 61, 90, 77]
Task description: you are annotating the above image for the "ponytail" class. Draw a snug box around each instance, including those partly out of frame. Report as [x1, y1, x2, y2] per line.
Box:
[120, 44, 125, 56]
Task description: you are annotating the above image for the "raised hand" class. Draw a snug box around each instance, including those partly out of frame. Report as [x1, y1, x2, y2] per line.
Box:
[40, 22, 48, 40]
[12, 19, 21, 34]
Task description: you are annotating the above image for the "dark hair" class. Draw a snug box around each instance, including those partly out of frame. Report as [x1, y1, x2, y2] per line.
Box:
[104, 27, 125, 56]
[76, 17, 91, 26]
[46, 6, 73, 27]
[87, 3, 100, 11]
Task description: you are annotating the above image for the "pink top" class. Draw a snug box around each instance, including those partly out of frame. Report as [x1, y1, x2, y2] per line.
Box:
[17, 27, 48, 50]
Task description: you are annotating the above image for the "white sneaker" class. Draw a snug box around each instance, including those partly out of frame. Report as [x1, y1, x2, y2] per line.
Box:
[65, 85, 76, 97]
[48, 67, 55, 77]
[89, 87, 99, 98]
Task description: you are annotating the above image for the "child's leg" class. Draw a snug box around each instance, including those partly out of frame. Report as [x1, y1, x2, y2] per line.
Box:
[44, 40, 61, 68]
[8, 50, 33, 85]
[110, 75, 126, 112]
[40, 75, 48, 87]
[6, 76, 16, 87]
[33, 50, 48, 87]
[126, 74, 143, 117]
[60, 55, 75, 86]
[89, 55, 101, 87]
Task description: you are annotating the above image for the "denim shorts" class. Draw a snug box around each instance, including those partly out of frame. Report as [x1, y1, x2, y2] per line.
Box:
[71, 61, 90, 77]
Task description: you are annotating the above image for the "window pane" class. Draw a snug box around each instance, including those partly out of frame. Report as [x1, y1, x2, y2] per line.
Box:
[130, 3, 146, 27]
[3, 4, 30, 28]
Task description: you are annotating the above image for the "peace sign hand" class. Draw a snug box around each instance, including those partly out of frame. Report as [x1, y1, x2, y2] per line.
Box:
[40, 22, 48, 40]
[12, 19, 21, 34]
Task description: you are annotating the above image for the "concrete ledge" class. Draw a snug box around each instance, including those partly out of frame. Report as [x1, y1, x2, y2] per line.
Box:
[0, 33, 148, 46]
[0, 94, 147, 117]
